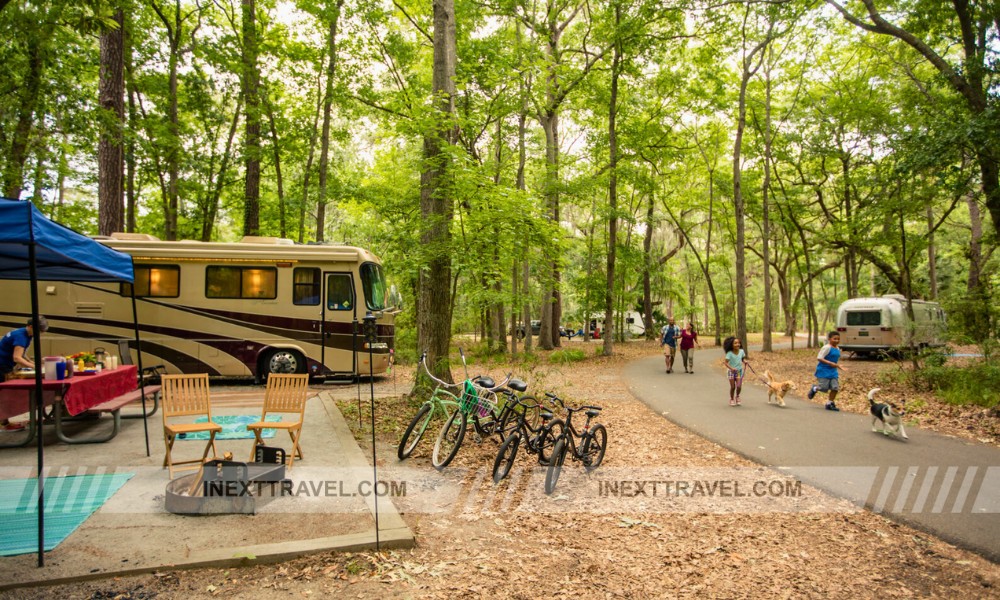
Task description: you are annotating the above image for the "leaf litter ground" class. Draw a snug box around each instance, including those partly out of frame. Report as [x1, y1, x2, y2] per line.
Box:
[9, 341, 998, 599]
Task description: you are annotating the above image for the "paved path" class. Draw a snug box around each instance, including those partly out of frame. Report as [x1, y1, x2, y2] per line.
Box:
[625, 354, 1000, 562]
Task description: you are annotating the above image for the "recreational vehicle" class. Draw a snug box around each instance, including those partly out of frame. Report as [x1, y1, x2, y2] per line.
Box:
[0, 234, 396, 379]
[835, 295, 946, 354]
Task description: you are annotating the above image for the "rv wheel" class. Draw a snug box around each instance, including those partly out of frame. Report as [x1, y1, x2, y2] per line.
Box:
[264, 349, 305, 375]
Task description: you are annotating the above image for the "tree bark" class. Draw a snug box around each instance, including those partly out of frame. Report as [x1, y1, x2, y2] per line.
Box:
[416, 0, 458, 383]
[98, 8, 125, 236]
[241, 0, 261, 237]
[603, 10, 621, 357]
[316, 2, 343, 242]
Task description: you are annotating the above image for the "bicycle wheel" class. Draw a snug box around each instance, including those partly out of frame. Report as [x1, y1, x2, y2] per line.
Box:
[544, 437, 568, 495]
[535, 418, 564, 466]
[581, 423, 607, 471]
[432, 409, 467, 470]
[397, 403, 433, 460]
[492, 432, 522, 483]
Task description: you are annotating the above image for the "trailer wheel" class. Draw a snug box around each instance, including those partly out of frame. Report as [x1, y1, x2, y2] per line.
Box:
[263, 349, 306, 376]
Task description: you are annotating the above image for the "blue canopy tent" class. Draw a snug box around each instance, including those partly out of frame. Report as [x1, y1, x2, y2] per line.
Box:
[0, 198, 150, 567]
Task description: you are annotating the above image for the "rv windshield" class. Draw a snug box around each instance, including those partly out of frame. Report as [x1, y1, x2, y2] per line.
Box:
[361, 263, 387, 310]
[846, 311, 881, 326]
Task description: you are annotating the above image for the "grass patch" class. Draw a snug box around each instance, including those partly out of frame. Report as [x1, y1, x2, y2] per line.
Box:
[915, 362, 1000, 408]
[549, 349, 587, 364]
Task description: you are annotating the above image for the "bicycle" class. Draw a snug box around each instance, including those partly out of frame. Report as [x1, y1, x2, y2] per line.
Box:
[543, 395, 607, 494]
[491, 393, 564, 483]
[396, 352, 462, 460]
[431, 349, 509, 470]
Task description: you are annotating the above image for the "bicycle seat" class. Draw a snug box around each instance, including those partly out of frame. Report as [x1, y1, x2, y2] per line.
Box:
[540, 411, 553, 421]
[508, 379, 527, 393]
[585, 409, 601, 419]
[477, 377, 495, 388]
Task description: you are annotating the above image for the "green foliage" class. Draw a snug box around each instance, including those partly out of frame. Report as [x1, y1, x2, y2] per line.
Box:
[916, 362, 1000, 409]
[549, 349, 586, 364]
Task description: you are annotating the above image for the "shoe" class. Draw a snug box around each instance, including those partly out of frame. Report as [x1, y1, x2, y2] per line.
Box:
[1, 422, 26, 432]
[736, 397, 742, 406]
[825, 402, 840, 412]
[729, 398, 736, 406]
[807, 385, 818, 400]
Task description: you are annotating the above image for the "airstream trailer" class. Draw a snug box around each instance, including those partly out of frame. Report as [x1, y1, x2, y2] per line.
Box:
[835, 295, 946, 354]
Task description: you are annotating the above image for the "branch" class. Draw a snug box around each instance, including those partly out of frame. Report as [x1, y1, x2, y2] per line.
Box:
[392, 0, 433, 43]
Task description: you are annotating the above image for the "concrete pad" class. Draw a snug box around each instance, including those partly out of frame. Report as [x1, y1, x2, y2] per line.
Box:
[0, 387, 414, 590]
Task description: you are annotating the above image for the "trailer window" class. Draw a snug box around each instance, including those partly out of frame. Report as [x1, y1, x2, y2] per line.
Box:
[206, 266, 277, 299]
[293, 268, 321, 305]
[846, 311, 881, 326]
[326, 273, 354, 311]
[360, 263, 387, 310]
[122, 265, 180, 298]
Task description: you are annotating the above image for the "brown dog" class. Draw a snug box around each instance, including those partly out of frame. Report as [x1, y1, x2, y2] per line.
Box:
[764, 370, 796, 407]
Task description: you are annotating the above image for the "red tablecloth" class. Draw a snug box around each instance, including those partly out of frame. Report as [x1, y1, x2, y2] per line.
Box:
[0, 365, 138, 420]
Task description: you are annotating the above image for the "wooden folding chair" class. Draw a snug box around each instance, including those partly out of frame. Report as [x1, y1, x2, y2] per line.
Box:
[161, 374, 221, 478]
[247, 374, 310, 469]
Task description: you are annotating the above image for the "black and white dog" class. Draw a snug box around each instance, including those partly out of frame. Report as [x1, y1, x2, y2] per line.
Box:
[868, 388, 908, 440]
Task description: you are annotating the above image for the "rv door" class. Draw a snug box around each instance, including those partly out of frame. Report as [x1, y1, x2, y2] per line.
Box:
[323, 272, 357, 376]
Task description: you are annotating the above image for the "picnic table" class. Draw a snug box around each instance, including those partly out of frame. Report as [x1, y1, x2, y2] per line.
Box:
[0, 365, 139, 447]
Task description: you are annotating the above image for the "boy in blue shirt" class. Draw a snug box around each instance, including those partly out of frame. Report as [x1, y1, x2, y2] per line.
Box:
[808, 331, 846, 411]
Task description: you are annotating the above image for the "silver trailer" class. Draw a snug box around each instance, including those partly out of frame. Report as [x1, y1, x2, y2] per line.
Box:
[835, 294, 946, 354]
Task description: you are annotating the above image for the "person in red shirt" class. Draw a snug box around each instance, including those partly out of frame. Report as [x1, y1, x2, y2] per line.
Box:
[679, 322, 701, 374]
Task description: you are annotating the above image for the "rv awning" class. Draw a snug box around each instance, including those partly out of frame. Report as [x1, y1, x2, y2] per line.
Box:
[0, 200, 134, 283]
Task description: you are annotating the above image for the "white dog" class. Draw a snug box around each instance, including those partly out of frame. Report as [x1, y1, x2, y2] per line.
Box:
[868, 388, 908, 440]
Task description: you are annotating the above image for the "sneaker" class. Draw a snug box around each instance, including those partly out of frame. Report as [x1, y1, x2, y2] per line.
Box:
[807, 385, 818, 400]
[1, 422, 26, 432]
[736, 396, 742, 406]
[729, 398, 736, 406]
[825, 402, 840, 412]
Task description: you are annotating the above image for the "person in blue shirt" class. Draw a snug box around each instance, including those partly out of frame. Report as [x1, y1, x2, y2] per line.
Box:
[0, 316, 48, 431]
[660, 317, 680, 373]
[808, 331, 847, 411]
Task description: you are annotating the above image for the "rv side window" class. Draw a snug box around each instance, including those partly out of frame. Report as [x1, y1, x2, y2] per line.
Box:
[846, 311, 881, 326]
[326, 274, 354, 311]
[122, 265, 180, 298]
[360, 263, 387, 310]
[206, 266, 277, 299]
[293, 268, 321, 305]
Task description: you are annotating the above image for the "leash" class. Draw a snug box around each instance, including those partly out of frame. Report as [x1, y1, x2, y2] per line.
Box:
[743, 362, 770, 386]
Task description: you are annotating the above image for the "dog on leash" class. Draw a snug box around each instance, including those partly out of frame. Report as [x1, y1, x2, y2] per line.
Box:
[764, 370, 796, 407]
[868, 388, 908, 439]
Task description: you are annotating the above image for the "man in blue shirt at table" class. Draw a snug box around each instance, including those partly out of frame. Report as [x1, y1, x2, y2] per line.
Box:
[0, 316, 48, 431]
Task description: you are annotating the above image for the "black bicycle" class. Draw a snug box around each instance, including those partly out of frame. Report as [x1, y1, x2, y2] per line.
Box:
[544, 395, 607, 494]
[491, 393, 564, 483]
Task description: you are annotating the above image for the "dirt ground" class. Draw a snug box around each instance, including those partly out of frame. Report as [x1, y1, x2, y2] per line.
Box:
[6, 340, 999, 599]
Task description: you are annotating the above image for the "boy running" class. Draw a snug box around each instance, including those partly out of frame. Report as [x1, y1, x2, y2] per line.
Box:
[808, 331, 847, 411]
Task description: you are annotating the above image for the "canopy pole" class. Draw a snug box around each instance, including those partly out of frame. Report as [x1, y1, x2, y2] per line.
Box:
[28, 239, 45, 568]
[130, 261, 150, 457]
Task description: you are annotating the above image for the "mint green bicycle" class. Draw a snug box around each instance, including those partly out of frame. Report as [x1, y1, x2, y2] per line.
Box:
[396, 352, 462, 460]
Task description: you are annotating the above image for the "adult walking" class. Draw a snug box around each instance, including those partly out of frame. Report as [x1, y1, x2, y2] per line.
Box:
[660, 317, 680, 373]
[679, 322, 701, 373]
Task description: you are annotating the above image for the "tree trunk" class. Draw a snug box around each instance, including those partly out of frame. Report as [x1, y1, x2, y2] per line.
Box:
[98, 8, 125, 236]
[300, 69, 324, 243]
[241, 0, 261, 237]
[3, 35, 42, 199]
[733, 71, 749, 345]
[265, 94, 286, 238]
[316, 2, 343, 242]
[761, 47, 773, 352]
[516, 86, 532, 353]
[926, 204, 937, 299]
[642, 191, 655, 339]
[603, 15, 620, 357]
[416, 0, 458, 383]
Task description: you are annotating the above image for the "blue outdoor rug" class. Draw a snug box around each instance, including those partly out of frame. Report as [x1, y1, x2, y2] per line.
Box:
[178, 415, 282, 440]
[0, 473, 134, 556]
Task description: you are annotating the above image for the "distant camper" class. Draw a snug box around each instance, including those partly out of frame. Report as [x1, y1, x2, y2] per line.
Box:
[835, 295, 946, 355]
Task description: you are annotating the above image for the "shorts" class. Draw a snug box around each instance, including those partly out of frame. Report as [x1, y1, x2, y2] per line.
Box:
[664, 344, 677, 356]
[816, 377, 839, 392]
[727, 369, 742, 381]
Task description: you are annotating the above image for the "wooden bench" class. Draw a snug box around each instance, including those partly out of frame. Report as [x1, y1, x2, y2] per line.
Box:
[52, 386, 161, 444]
[119, 385, 161, 419]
